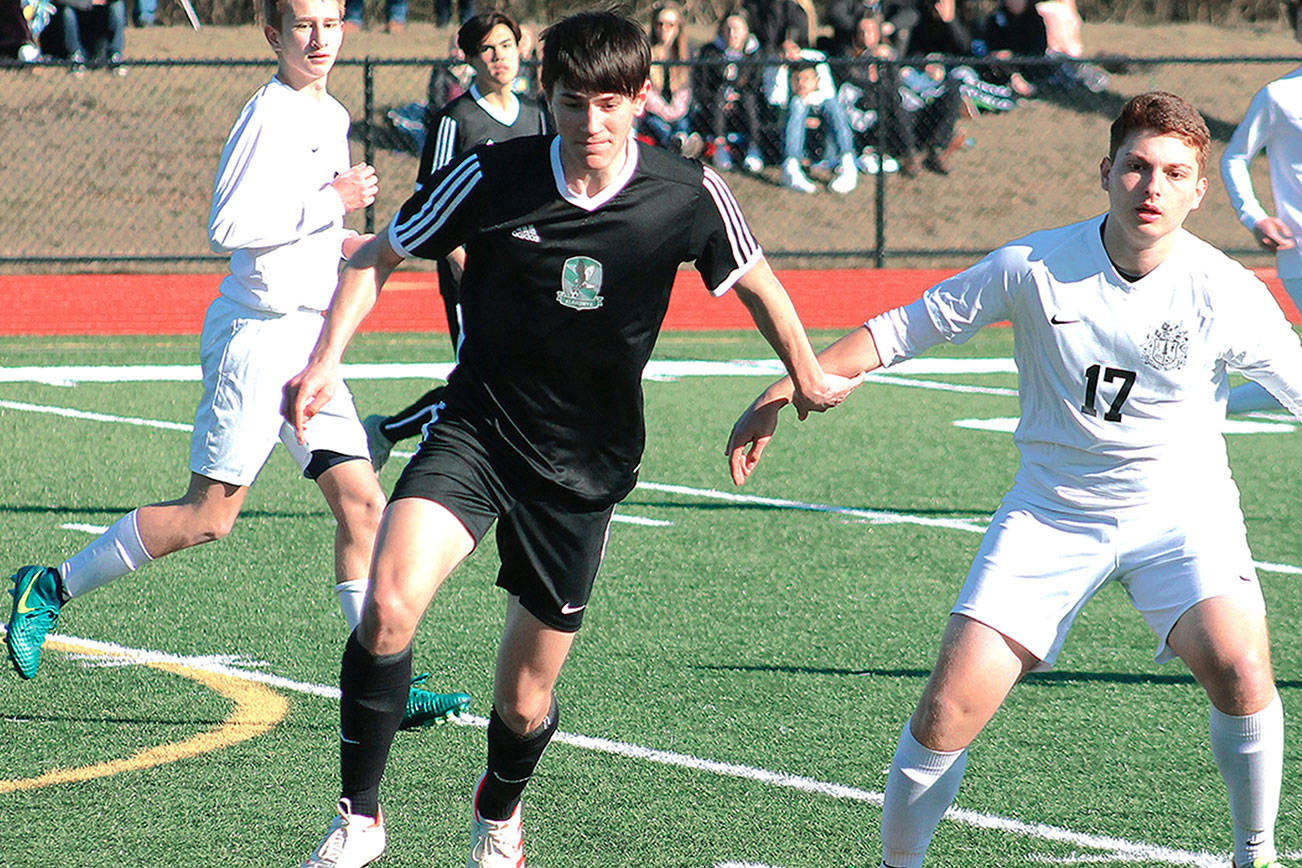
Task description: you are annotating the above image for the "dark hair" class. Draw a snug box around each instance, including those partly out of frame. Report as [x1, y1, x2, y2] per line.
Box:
[540, 10, 650, 97]
[1108, 91, 1211, 172]
[457, 11, 522, 57]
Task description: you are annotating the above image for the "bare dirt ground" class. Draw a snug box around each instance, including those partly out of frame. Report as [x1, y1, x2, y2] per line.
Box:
[3, 19, 1298, 271]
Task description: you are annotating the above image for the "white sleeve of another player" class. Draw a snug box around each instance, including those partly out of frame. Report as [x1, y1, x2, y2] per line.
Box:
[1224, 276, 1302, 419]
[1222, 88, 1273, 231]
[866, 251, 1015, 367]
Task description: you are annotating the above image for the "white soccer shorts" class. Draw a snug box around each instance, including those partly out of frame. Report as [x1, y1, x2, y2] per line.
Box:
[189, 296, 369, 487]
[952, 492, 1265, 670]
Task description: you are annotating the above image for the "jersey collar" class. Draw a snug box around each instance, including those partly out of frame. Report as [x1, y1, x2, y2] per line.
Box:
[470, 82, 521, 127]
[549, 135, 639, 212]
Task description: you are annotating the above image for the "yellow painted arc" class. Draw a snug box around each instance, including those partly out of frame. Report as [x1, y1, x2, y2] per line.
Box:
[0, 638, 288, 794]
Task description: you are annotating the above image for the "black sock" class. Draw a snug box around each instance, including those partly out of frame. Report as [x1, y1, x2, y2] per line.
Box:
[477, 696, 559, 821]
[379, 386, 448, 442]
[339, 631, 411, 820]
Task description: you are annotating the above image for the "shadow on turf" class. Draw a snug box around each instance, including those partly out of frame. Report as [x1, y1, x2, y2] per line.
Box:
[694, 663, 1302, 691]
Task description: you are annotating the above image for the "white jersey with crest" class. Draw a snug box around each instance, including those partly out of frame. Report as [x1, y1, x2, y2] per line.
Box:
[868, 214, 1302, 512]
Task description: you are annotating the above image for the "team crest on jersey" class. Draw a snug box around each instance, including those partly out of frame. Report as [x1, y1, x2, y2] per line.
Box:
[558, 256, 605, 310]
[1141, 321, 1189, 371]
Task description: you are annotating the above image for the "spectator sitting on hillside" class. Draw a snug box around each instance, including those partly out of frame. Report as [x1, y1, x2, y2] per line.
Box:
[745, 0, 814, 54]
[54, 0, 125, 75]
[694, 9, 765, 172]
[766, 40, 859, 194]
[823, 0, 916, 57]
[836, 12, 938, 176]
[642, 1, 702, 157]
[905, 0, 1018, 115]
[974, 0, 1048, 97]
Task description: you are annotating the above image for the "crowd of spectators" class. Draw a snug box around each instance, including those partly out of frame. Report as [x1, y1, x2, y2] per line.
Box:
[380, 0, 1107, 193]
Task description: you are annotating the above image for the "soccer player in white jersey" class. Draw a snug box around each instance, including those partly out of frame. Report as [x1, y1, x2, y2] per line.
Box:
[1222, 0, 1302, 414]
[5, 0, 471, 730]
[287, 11, 860, 867]
[729, 91, 1302, 868]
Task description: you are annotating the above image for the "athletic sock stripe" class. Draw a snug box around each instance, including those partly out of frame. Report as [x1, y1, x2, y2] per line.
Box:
[701, 167, 759, 267]
[394, 155, 482, 250]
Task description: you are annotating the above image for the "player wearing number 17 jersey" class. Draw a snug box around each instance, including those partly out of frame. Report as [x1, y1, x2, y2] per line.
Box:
[729, 92, 1302, 868]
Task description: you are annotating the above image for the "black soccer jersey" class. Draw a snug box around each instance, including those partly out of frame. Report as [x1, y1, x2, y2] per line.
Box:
[416, 86, 551, 189]
[389, 135, 762, 504]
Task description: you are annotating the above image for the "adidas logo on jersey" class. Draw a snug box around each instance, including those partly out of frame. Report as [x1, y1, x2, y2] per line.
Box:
[511, 224, 541, 243]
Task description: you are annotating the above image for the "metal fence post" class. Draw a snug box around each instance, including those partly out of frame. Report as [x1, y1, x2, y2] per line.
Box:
[873, 62, 888, 269]
[363, 56, 376, 234]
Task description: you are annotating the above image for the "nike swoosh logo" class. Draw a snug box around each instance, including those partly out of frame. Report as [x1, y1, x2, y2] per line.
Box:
[560, 602, 586, 615]
[340, 730, 361, 745]
[1050, 315, 1080, 325]
[15, 578, 38, 614]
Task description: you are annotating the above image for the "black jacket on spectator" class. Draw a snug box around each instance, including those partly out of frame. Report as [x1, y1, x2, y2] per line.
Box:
[904, 12, 970, 58]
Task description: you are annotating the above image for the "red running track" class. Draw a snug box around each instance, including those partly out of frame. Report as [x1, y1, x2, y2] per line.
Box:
[0, 269, 1294, 336]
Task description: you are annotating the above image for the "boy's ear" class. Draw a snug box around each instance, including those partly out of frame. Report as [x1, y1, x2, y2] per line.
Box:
[265, 22, 281, 51]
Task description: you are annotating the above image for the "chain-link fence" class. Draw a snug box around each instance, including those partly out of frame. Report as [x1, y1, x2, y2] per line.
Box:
[0, 53, 1289, 271]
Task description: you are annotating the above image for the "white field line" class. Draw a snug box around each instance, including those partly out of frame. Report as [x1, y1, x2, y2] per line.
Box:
[0, 628, 1233, 866]
[0, 358, 1013, 385]
[15, 384, 1301, 575]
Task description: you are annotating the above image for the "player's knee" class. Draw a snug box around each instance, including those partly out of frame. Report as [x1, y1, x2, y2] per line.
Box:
[1203, 648, 1274, 710]
[493, 693, 552, 735]
[339, 488, 385, 538]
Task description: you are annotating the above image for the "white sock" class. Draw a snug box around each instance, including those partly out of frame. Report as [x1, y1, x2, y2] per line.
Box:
[58, 510, 154, 600]
[334, 578, 368, 632]
[1210, 692, 1282, 868]
[880, 721, 968, 868]
[1227, 382, 1283, 414]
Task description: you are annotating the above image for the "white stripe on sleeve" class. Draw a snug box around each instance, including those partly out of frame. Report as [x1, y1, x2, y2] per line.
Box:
[701, 167, 760, 278]
[393, 154, 483, 253]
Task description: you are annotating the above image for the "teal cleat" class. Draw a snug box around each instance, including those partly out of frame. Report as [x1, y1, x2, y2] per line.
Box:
[6, 566, 63, 679]
[399, 673, 471, 729]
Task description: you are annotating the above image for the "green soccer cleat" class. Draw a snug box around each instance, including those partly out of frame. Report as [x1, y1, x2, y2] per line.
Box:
[6, 566, 63, 679]
[399, 673, 471, 730]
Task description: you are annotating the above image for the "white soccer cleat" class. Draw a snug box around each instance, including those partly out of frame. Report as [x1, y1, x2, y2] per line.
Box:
[467, 774, 526, 867]
[302, 799, 386, 868]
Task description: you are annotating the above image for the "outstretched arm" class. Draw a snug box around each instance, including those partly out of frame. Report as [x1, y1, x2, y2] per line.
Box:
[282, 231, 406, 442]
[727, 324, 882, 486]
[731, 257, 865, 418]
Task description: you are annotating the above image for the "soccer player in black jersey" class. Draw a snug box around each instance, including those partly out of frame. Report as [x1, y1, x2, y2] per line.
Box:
[289, 11, 861, 867]
[362, 10, 552, 472]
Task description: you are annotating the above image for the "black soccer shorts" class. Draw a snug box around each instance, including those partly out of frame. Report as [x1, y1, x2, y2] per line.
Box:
[390, 415, 615, 632]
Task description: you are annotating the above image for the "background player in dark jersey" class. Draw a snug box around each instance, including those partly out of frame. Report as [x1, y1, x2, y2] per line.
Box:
[289, 11, 861, 868]
[362, 10, 550, 472]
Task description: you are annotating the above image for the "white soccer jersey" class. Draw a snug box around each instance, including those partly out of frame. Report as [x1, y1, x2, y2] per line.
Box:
[868, 215, 1302, 511]
[208, 77, 352, 313]
[1223, 66, 1302, 279]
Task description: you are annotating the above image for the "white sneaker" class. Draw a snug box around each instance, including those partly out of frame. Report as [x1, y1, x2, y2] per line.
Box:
[361, 413, 393, 472]
[742, 148, 764, 173]
[829, 154, 859, 194]
[780, 158, 816, 194]
[468, 774, 526, 867]
[302, 799, 385, 868]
